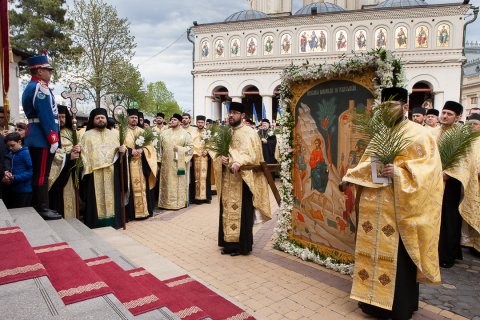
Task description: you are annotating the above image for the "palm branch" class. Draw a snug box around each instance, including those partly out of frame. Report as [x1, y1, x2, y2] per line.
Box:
[354, 102, 411, 164]
[60, 129, 83, 188]
[205, 124, 232, 157]
[134, 127, 156, 149]
[116, 113, 128, 145]
[438, 124, 480, 171]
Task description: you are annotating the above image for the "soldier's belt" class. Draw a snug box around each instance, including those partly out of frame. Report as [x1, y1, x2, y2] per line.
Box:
[28, 118, 59, 124]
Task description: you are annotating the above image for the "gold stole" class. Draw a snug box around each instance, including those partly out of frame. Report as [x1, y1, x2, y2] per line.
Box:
[192, 128, 208, 200]
[213, 125, 272, 243]
[80, 129, 119, 219]
[344, 122, 443, 310]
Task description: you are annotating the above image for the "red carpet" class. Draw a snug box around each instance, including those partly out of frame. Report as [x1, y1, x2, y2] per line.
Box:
[164, 275, 255, 320]
[128, 267, 210, 320]
[86, 256, 164, 316]
[0, 226, 47, 285]
[34, 242, 112, 304]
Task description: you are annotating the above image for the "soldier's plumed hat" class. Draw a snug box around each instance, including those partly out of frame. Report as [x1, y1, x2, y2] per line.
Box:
[468, 113, 480, 121]
[381, 87, 408, 104]
[127, 109, 139, 117]
[171, 113, 183, 121]
[27, 55, 54, 70]
[426, 109, 439, 117]
[412, 107, 426, 115]
[229, 102, 245, 113]
[156, 112, 165, 118]
[196, 115, 206, 121]
[442, 101, 463, 115]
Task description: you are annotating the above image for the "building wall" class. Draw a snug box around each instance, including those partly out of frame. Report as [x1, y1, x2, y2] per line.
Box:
[0, 52, 22, 122]
[192, 4, 469, 121]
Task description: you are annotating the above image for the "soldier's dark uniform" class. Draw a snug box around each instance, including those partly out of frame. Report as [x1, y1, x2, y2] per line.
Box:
[22, 55, 61, 220]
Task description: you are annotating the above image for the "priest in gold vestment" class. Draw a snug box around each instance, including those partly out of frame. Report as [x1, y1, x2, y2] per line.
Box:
[158, 114, 194, 210]
[431, 102, 480, 267]
[153, 112, 168, 204]
[48, 105, 80, 219]
[189, 115, 212, 204]
[215, 102, 271, 256]
[80, 108, 127, 228]
[343, 88, 443, 320]
[124, 109, 157, 220]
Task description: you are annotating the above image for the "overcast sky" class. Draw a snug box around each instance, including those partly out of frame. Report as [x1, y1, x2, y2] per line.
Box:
[67, 0, 480, 111]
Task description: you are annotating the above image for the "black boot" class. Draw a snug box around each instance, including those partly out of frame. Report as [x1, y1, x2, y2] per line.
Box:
[33, 185, 62, 220]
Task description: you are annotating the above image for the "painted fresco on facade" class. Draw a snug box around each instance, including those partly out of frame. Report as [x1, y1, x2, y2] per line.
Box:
[299, 30, 328, 53]
[336, 30, 347, 52]
[375, 28, 387, 49]
[230, 38, 241, 57]
[246, 37, 258, 56]
[281, 34, 292, 54]
[264, 35, 274, 55]
[201, 40, 209, 59]
[415, 26, 429, 48]
[215, 39, 225, 58]
[292, 80, 375, 259]
[437, 25, 450, 47]
[354, 30, 367, 51]
[395, 27, 408, 49]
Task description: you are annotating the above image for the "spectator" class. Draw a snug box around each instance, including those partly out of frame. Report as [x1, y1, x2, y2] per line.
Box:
[15, 122, 27, 139]
[2, 132, 33, 208]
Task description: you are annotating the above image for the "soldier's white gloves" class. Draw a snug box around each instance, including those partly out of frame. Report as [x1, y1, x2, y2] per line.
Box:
[50, 142, 59, 154]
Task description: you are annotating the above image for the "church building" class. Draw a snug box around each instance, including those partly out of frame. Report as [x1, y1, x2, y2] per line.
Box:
[191, 0, 476, 121]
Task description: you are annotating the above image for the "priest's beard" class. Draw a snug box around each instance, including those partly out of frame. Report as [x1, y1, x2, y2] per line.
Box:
[229, 117, 242, 127]
[95, 122, 107, 129]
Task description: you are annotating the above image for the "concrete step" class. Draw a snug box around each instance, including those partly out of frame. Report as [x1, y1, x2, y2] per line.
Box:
[9, 207, 62, 246]
[0, 276, 72, 320]
[0, 200, 15, 228]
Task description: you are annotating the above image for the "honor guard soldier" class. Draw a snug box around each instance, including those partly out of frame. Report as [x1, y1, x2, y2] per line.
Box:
[22, 54, 62, 220]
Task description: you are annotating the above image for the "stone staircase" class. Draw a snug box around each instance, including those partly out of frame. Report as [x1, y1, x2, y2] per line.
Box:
[0, 202, 199, 320]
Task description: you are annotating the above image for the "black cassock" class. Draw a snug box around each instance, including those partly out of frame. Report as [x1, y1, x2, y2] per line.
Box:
[258, 129, 277, 164]
[81, 156, 128, 229]
[49, 154, 74, 217]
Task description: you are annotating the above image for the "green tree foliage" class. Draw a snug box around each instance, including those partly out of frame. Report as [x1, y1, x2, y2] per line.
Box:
[143, 81, 182, 118]
[70, 0, 136, 108]
[8, 0, 80, 76]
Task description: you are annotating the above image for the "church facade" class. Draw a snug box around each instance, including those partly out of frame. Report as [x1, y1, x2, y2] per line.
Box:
[191, 0, 475, 122]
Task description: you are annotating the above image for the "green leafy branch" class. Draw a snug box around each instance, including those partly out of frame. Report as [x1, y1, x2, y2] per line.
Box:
[438, 124, 480, 171]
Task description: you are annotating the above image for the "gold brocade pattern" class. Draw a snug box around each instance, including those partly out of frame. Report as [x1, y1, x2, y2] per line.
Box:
[158, 127, 193, 209]
[80, 129, 119, 219]
[343, 121, 443, 310]
[212, 125, 272, 243]
[48, 129, 76, 218]
[192, 128, 208, 200]
[125, 127, 157, 218]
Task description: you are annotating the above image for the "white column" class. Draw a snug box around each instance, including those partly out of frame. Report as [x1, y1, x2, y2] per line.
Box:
[231, 96, 242, 103]
[204, 96, 213, 119]
[215, 100, 223, 121]
[262, 95, 273, 122]
[434, 91, 444, 110]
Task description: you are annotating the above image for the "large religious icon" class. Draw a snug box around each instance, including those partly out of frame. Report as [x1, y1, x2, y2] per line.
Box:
[299, 31, 308, 53]
[230, 38, 241, 57]
[246, 37, 258, 56]
[437, 25, 450, 47]
[215, 39, 225, 58]
[264, 36, 274, 55]
[201, 40, 209, 59]
[395, 26, 408, 49]
[281, 34, 292, 55]
[354, 29, 367, 51]
[415, 26, 429, 48]
[291, 78, 375, 262]
[375, 28, 387, 49]
[336, 30, 347, 52]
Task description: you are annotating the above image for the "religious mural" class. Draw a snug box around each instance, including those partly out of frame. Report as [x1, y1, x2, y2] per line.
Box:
[299, 30, 328, 53]
[375, 28, 387, 49]
[246, 37, 258, 56]
[415, 26, 429, 48]
[230, 38, 241, 57]
[336, 30, 347, 52]
[201, 40, 209, 59]
[215, 39, 225, 58]
[264, 35, 274, 55]
[281, 34, 292, 54]
[292, 79, 375, 260]
[395, 26, 408, 49]
[354, 29, 367, 51]
[437, 24, 450, 47]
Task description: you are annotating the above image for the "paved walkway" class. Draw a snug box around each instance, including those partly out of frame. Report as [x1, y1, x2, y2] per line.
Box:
[98, 194, 473, 320]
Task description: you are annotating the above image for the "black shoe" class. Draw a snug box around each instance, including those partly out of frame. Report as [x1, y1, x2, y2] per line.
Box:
[37, 208, 62, 220]
[230, 251, 241, 256]
[221, 249, 232, 255]
[440, 261, 454, 268]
